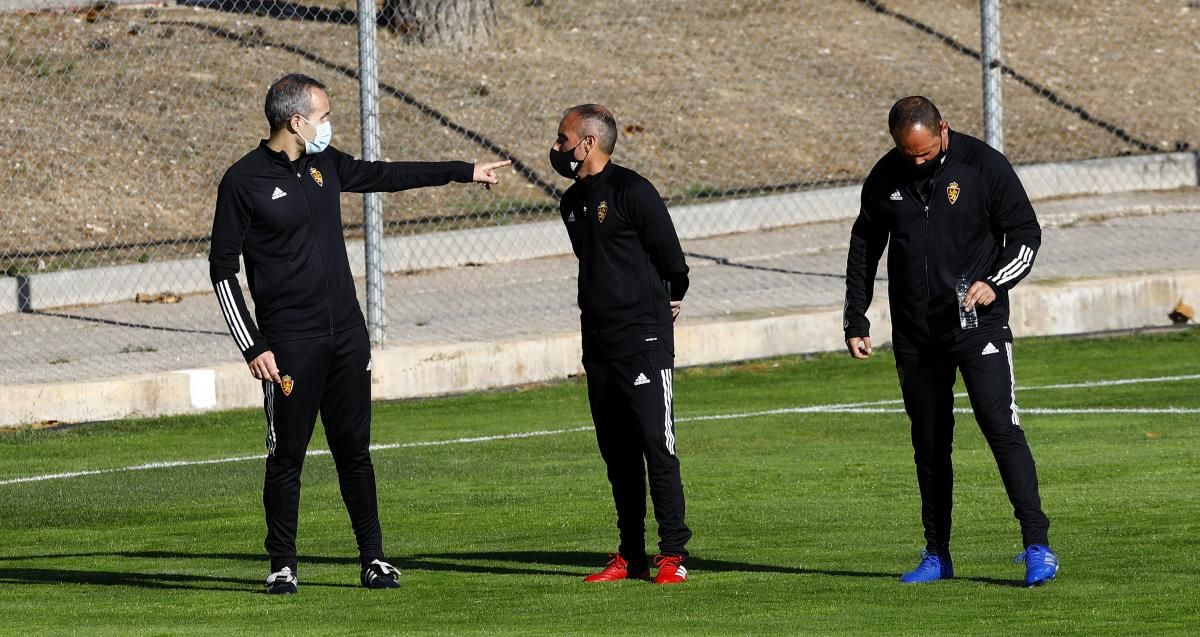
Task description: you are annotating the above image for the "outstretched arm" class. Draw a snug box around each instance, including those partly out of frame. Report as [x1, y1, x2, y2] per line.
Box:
[331, 146, 511, 193]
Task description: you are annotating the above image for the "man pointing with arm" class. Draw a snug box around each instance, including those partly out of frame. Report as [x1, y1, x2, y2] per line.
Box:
[209, 73, 509, 594]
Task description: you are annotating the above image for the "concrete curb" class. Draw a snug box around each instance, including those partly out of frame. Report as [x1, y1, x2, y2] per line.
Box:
[5, 152, 1196, 315]
[2, 270, 1195, 427]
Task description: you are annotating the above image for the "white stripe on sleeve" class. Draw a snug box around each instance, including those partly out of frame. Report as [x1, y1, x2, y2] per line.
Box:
[216, 280, 252, 351]
[991, 245, 1034, 286]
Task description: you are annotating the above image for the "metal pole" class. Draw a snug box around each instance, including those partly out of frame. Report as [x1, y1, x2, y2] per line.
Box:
[358, 0, 385, 346]
[981, 0, 1003, 152]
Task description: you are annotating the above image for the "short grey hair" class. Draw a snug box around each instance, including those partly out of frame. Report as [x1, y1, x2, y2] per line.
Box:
[265, 73, 326, 132]
[565, 104, 618, 155]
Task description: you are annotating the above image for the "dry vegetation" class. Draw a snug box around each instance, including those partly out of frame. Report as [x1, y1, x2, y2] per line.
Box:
[0, 0, 1196, 260]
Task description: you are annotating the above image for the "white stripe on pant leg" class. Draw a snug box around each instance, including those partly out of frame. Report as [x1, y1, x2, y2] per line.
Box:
[1005, 342, 1022, 430]
[661, 368, 676, 455]
[265, 382, 276, 456]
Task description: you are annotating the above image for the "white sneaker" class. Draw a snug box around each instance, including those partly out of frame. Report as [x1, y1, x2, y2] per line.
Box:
[360, 559, 401, 589]
[265, 566, 297, 594]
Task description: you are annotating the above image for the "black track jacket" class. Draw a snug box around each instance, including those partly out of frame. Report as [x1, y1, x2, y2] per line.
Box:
[844, 130, 1041, 353]
[210, 141, 472, 361]
[559, 161, 690, 361]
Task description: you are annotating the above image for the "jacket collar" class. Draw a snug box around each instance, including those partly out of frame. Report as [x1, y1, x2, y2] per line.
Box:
[258, 139, 305, 171]
[576, 159, 614, 192]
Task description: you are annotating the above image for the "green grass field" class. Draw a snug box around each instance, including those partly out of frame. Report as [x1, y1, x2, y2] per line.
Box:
[2, 330, 1199, 635]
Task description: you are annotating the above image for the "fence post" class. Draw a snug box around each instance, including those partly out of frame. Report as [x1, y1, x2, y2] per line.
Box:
[981, 0, 1003, 152]
[358, 0, 385, 346]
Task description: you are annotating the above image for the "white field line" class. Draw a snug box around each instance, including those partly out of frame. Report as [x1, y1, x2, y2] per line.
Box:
[824, 407, 1200, 415]
[2, 373, 1197, 487]
[0, 427, 594, 487]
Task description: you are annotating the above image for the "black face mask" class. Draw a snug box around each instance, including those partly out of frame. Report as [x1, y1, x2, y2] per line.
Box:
[549, 140, 586, 179]
[910, 146, 946, 180]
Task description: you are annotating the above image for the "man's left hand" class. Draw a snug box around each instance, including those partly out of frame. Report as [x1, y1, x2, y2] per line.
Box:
[473, 159, 513, 188]
[963, 280, 996, 312]
[670, 301, 681, 323]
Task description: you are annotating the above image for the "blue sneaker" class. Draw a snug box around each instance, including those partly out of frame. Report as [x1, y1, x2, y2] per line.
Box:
[1014, 544, 1059, 587]
[900, 551, 954, 584]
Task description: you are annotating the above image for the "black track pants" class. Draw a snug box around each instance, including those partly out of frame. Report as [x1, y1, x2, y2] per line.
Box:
[584, 349, 691, 562]
[895, 340, 1050, 555]
[260, 325, 382, 572]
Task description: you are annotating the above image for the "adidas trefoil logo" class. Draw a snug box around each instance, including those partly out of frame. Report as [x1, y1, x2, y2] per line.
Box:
[981, 342, 999, 356]
[890, 190, 903, 201]
[271, 187, 287, 200]
[633, 372, 651, 386]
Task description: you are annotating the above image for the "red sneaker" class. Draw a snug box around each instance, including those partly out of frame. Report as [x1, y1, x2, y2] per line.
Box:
[583, 553, 650, 582]
[653, 554, 688, 584]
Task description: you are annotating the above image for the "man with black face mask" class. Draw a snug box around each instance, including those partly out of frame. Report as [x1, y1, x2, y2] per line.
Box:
[210, 73, 510, 594]
[843, 96, 1058, 587]
[552, 104, 693, 584]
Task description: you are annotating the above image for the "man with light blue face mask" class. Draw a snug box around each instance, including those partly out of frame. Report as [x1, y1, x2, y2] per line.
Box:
[209, 73, 511, 595]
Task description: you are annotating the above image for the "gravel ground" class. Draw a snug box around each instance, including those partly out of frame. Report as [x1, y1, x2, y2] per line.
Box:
[1, 0, 1196, 260]
[2, 190, 1197, 385]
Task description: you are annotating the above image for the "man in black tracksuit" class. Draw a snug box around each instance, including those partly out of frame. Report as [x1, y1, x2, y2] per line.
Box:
[551, 104, 692, 585]
[843, 97, 1058, 587]
[209, 73, 509, 594]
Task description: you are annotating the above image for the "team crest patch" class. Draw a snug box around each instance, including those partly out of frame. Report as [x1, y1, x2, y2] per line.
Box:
[309, 167, 324, 187]
[946, 181, 960, 205]
[597, 201, 608, 223]
[280, 375, 294, 397]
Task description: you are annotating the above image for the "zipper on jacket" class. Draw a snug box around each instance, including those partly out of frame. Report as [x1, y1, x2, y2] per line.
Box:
[581, 200, 592, 320]
[297, 169, 336, 335]
[914, 179, 934, 304]
[922, 204, 931, 301]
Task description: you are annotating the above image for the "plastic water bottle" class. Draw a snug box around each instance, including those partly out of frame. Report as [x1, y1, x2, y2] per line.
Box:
[957, 276, 978, 329]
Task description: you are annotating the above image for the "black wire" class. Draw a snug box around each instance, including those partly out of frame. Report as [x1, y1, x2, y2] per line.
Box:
[163, 20, 564, 200]
[685, 251, 866, 280]
[856, 0, 1166, 154]
[27, 310, 228, 336]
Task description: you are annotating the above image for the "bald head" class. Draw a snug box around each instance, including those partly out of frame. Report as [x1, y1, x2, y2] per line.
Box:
[888, 96, 943, 139]
[888, 96, 949, 166]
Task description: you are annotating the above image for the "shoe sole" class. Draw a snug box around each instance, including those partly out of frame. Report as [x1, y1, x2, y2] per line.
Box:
[584, 570, 650, 583]
[1025, 573, 1057, 587]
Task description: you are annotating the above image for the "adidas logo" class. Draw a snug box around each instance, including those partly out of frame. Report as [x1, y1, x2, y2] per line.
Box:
[890, 190, 903, 201]
[633, 372, 651, 386]
[567, 210, 576, 223]
[271, 187, 287, 200]
[981, 342, 999, 356]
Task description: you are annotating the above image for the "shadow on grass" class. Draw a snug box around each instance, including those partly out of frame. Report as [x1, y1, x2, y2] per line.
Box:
[0, 549, 1025, 587]
[0, 566, 349, 592]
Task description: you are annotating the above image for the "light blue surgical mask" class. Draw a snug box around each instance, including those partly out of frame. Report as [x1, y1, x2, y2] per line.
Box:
[299, 116, 332, 155]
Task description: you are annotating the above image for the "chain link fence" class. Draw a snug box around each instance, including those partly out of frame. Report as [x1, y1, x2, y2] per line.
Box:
[1, 0, 1198, 387]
